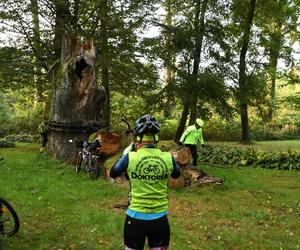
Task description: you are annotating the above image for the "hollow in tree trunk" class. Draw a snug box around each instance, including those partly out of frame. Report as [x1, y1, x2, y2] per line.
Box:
[48, 33, 107, 161]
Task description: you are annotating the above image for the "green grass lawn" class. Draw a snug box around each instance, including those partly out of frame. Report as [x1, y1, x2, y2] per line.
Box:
[0, 143, 300, 249]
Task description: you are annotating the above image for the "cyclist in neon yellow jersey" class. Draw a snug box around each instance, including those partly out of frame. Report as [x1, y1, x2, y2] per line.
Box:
[110, 115, 180, 250]
[179, 118, 205, 166]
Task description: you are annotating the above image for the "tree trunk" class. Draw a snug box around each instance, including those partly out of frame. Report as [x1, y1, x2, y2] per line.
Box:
[162, 0, 174, 118]
[99, 0, 110, 126]
[189, 0, 208, 124]
[174, 102, 189, 142]
[267, 29, 282, 121]
[238, 0, 256, 144]
[48, 34, 107, 160]
[30, 0, 43, 101]
[52, 0, 71, 60]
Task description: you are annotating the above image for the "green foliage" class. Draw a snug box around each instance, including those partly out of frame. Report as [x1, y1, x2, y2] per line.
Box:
[4, 134, 35, 143]
[204, 120, 242, 141]
[0, 139, 15, 148]
[200, 144, 300, 170]
[159, 119, 179, 140]
[0, 47, 33, 90]
[0, 90, 45, 136]
[0, 93, 12, 137]
[250, 125, 300, 141]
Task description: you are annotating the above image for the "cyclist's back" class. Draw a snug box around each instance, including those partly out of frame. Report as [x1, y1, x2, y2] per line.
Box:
[127, 146, 174, 213]
[110, 114, 180, 250]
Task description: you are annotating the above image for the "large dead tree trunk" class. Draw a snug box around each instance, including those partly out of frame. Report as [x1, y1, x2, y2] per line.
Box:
[48, 33, 107, 160]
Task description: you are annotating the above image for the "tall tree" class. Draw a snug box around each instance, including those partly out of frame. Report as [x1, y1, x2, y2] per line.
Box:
[162, 0, 175, 118]
[99, 0, 110, 124]
[30, 0, 43, 101]
[257, 0, 300, 121]
[238, 0, 256, 143]
[189, 0, 208, 124]
[173, 0, 208, 141]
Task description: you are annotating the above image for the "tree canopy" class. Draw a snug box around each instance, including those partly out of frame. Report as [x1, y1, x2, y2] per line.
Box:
[0, 0, 299, 142]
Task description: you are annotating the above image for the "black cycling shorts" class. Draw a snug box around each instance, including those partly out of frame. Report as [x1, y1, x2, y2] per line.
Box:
[124, 215, 170, 250]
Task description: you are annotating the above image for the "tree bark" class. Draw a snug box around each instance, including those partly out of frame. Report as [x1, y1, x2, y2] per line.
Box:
[30, 0, 43, 101]
[52, 0, 71, 60]
[267, 28, 282, 121]
[163, 0, 174, 118]
[174, 102, 189, 142]
[238, 0, 256, 144]
[48, 34, 107, 160]
[99, 0, 110, 126]
[175, 0, 208, 139]
[189, 0, 208, 124]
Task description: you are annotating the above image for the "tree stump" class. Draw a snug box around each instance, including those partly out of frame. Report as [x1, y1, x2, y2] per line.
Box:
[47, 33, 107, 161]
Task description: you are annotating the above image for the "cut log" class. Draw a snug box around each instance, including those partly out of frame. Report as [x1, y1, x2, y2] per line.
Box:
[169, 146, 224, 188]
[95, 131, 122, 155]
[171, 146, 192, 165]
[168, 164, 224, 188]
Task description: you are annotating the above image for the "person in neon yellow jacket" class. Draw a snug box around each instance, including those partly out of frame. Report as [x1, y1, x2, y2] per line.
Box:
[179, 118, 205, 166]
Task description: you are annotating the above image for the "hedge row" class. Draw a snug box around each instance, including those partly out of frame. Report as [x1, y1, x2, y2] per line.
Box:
[0, 139, 16, 148]
[199, 145, 300, 170]
[4, 134, 36, 143]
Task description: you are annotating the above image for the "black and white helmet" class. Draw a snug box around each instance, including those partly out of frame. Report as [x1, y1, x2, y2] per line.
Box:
[133, 115, 160, 136]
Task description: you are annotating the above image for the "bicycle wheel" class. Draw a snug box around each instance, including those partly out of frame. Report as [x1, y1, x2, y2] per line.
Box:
[0, 198, 20, 237]
[88, 157, 99, 179]
[75, 152, 83, 173]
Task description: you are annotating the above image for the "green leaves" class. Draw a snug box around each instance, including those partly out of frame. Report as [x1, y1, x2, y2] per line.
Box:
[200, 144, 300, 170]
[0, 138, 15, 148]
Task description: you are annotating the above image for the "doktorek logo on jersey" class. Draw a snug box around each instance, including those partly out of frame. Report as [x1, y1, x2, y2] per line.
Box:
[131, 155, 169, 183]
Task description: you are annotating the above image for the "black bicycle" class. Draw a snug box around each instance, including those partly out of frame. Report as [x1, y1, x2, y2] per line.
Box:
[70, 139, 101, 179]
[0, 197, 20, 237]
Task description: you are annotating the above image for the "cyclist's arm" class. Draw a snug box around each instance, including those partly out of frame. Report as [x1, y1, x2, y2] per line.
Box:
[170, 155, 180, 179]
[110, 154, 129, 178]
[179, 126, 191, 143]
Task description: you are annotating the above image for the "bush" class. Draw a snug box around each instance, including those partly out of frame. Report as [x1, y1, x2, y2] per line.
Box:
[249, 124, 300, 141]
[200, 145, 300, 170]
[4, 134, 34, 143]
[203, 120, 300, 141]
[159, 119, 178, 140]
[0, 139, 15, 148]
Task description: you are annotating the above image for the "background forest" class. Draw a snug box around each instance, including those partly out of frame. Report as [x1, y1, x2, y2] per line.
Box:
[0, 0, 299, 143]
[0, 1, 300, 249]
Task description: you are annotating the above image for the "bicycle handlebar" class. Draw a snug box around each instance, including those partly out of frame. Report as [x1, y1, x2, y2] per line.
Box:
[121, 117, 132, 132]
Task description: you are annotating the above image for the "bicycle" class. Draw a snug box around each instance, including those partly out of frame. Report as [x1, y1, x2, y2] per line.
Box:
[69, 139, 102, 180]
[0, 197, 20, 237]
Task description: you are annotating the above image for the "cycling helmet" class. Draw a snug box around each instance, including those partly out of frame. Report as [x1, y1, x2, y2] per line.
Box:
[133, 115, 160, 136]
[196, 118, 204, 127]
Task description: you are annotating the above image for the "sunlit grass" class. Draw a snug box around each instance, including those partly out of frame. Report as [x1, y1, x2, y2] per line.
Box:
[0, 143, 300, 249]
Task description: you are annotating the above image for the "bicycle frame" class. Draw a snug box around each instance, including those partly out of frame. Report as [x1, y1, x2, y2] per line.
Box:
[70, 139, 101, 179]
[82, 150, 99, 172]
